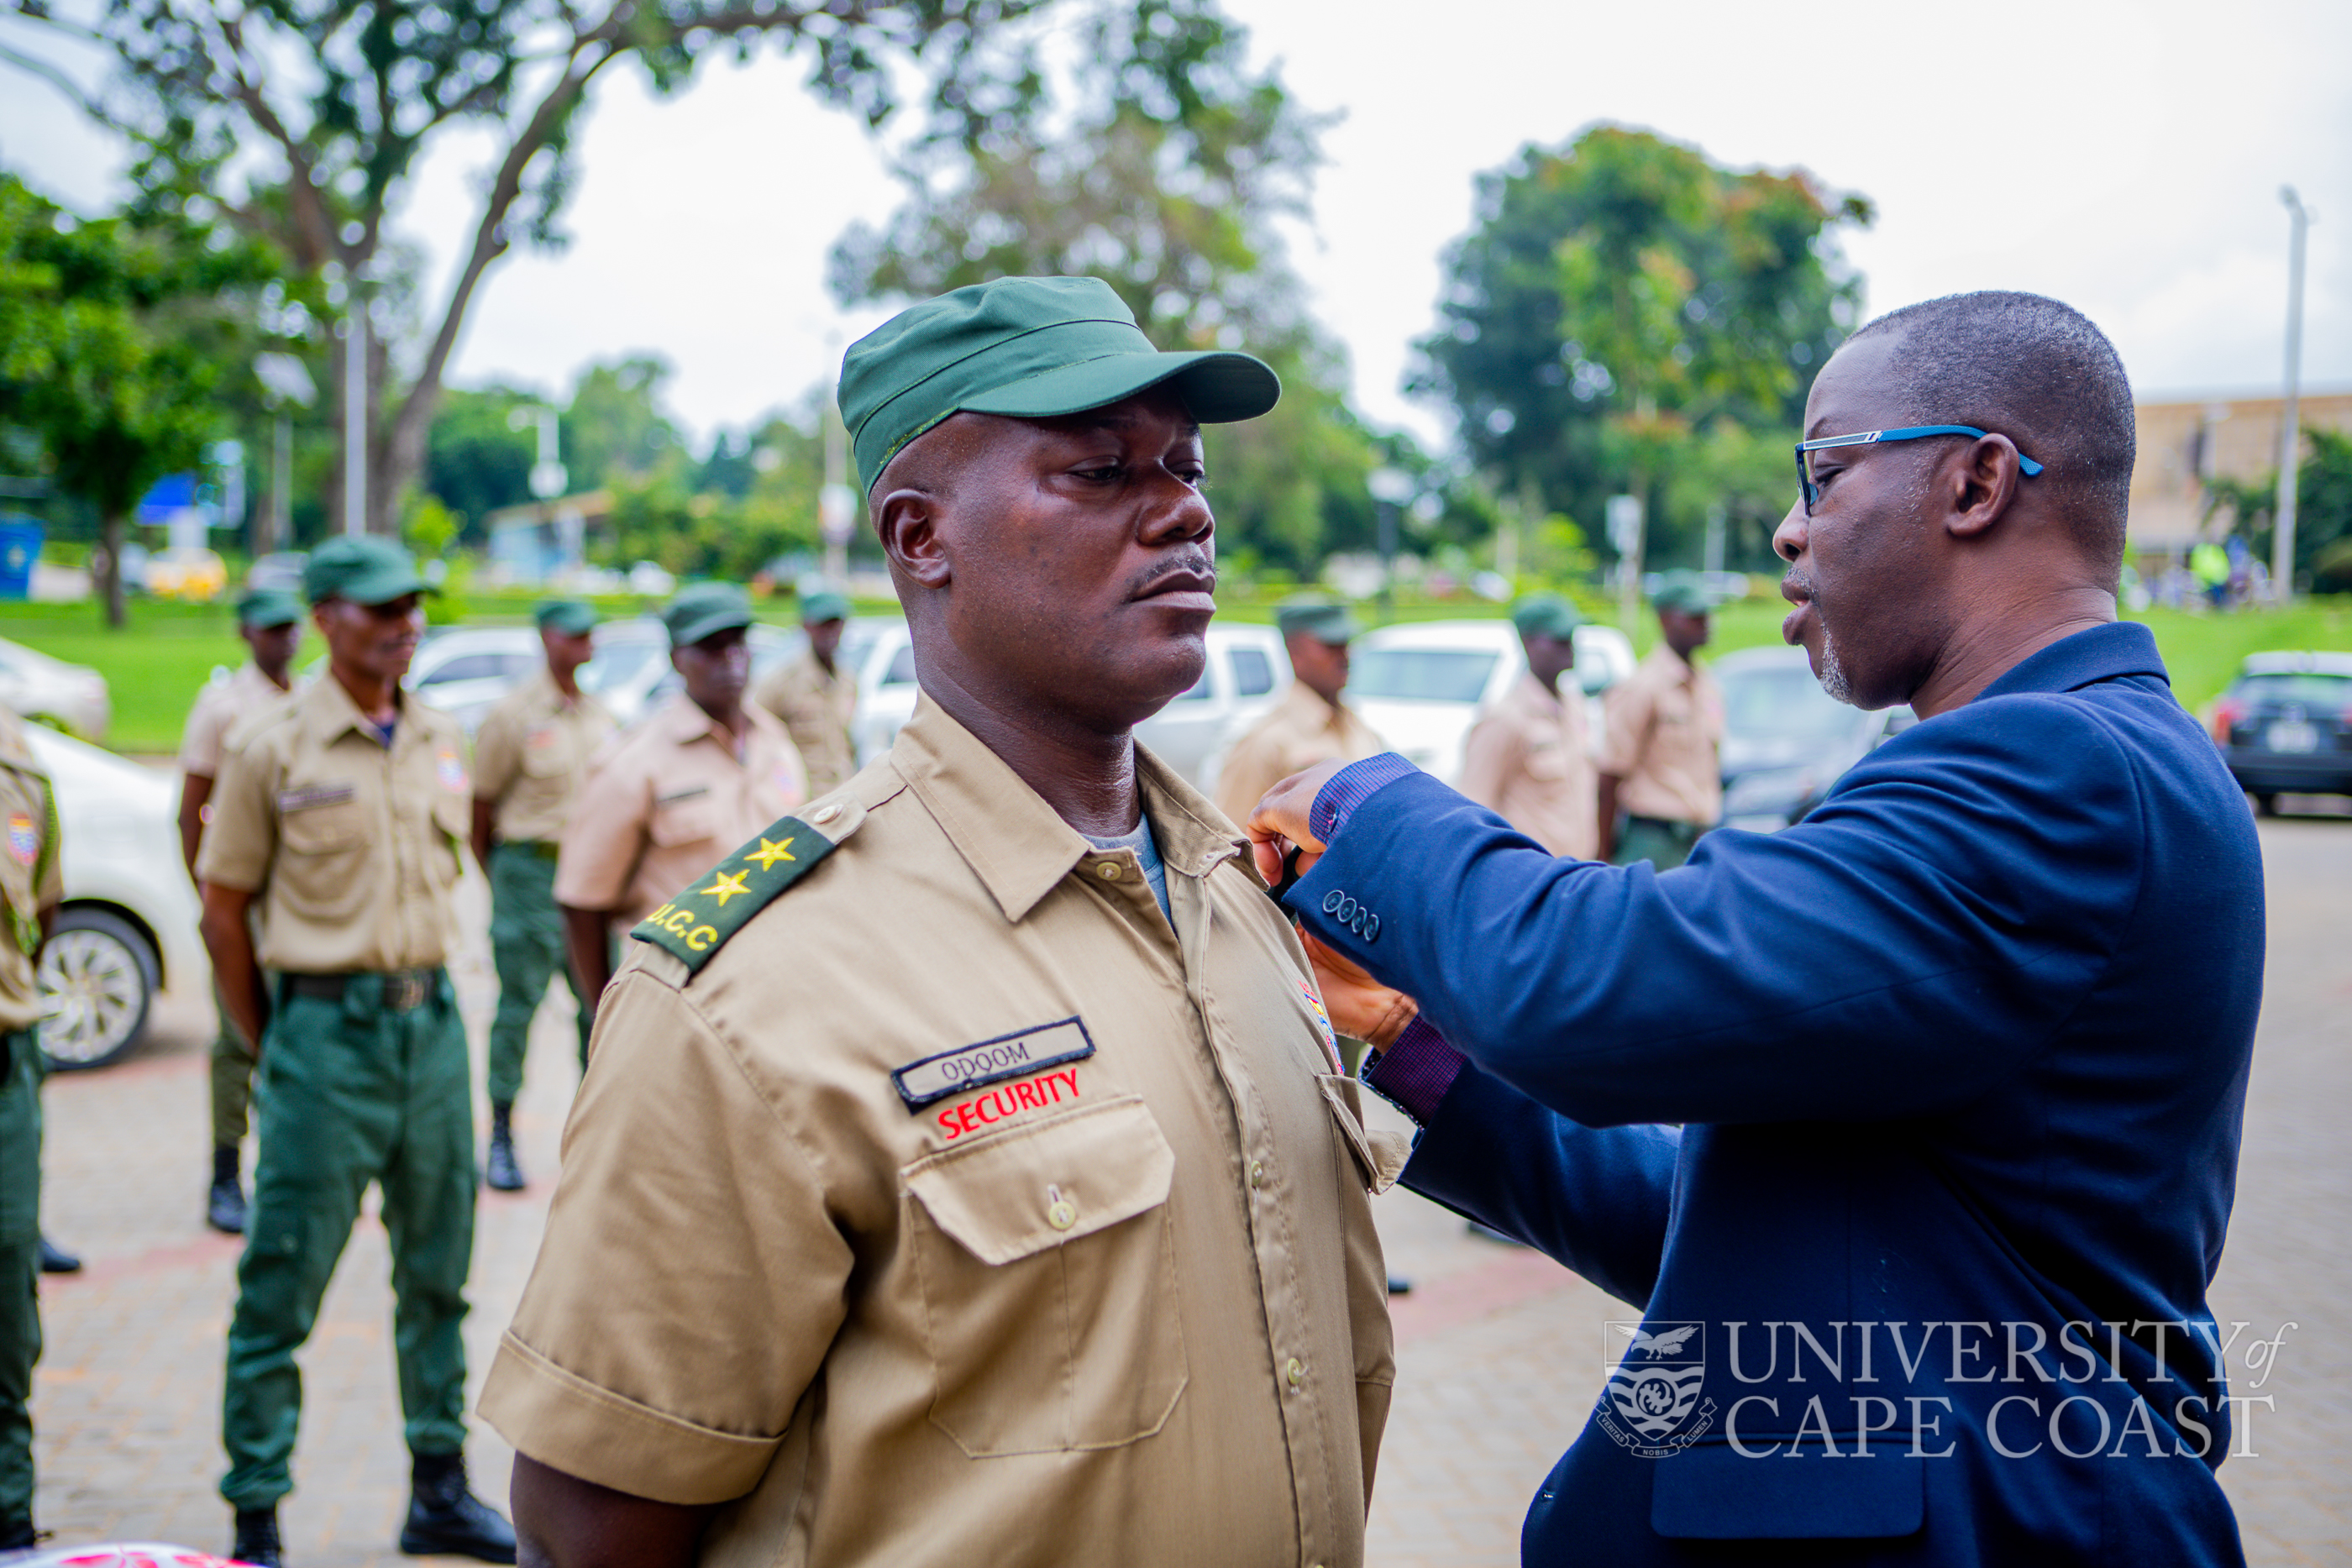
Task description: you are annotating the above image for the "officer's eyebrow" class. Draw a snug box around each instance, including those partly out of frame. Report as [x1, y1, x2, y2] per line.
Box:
[1066, 408, 1202, 442]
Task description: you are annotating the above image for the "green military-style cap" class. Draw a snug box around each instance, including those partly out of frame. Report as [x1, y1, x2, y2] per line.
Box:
[798, 589, 851, 626]
[302, 535, 429, 606]
[1651, 569, 1720, 614]
[839, 275, 1282, 496]
[1509, 592, 1584, 640]
[236, 586, 302, 629]
[534, 598, 601, 636]
[662, 582, 753, 648]
[1274, 595, 1362, 646]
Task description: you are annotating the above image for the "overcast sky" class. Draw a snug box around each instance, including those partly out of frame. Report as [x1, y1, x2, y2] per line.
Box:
[3, 0, 2348, 453]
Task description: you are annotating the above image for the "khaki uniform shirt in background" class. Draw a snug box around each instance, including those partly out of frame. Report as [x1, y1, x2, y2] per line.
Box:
[554, 696, 806, 930]
[472, 668, 617, 843]
[1213, 679, 1387, 828]
[0, 710, 60, 1030]
[1457, 671, 1598, 860]
[197, 678, 471, 975]
[1597, 644, 1726, 828]
[752, 647, 859, 794]
[177, 661, 295, 779]
[484, 696, 1399, 1568]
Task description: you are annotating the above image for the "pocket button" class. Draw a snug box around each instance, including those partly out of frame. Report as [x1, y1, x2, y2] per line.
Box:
[1284, 1356, 1305, 1390]
[1047, 1197, 1079, 1231]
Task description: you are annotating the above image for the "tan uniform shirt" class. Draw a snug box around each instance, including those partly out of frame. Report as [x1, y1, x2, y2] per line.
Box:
[1457, 671, 1598, 859]
[0, 710, 60, 1030]
[554, 696, 806, 929]
[484, 695, 1399, 1568]
[177, 661, 295, 779]
[753, 647, 860, 794]
[197, 677, 471, 974]
[472, 668, 617, 844]
[1213, 679, 1387, 827]
[1598, 644, 1726, 826]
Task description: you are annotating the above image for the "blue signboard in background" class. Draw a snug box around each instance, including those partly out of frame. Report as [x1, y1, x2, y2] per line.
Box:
[0, 515, 44, 600]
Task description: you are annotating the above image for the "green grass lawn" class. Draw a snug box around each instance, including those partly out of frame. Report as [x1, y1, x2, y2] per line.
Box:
[5, 590, 2347, 755]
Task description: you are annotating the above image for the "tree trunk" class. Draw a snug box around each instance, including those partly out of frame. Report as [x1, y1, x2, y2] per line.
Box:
[99, 510, 127, 628]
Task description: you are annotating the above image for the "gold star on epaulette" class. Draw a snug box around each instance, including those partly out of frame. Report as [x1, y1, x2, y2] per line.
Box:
[744, 835, 797, 870]
[701, 869, 752, 906]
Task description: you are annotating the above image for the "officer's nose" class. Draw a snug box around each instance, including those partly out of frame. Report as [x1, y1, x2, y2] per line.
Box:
[1772, 503, 1809, 564]
[1141, 472, 1214, 547]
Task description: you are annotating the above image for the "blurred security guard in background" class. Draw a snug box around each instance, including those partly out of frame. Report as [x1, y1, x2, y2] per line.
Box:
[469, 599, 613, 1193]
[488, 275, 1397, 1568]
[178, 586, 303, 1235]
[1457, 592, 1597, 860]
[751, 588, 860, 792]
[1212, 595, 1384, 827]
[195, 536, 512, 1567]
[1594, 569, 1725, 868]
[0, 704, 59, 1552]
[554, 583, 806, 1016]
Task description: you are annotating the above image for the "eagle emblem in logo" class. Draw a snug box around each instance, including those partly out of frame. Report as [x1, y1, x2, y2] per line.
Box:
[1598, 1320, 1714, 1457]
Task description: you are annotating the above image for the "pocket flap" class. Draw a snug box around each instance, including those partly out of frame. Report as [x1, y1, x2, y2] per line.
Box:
[905, 1094, 1173, 1266]
[1651, 1445, 1924, 1539]
[1318, 1074, 1408, 1194]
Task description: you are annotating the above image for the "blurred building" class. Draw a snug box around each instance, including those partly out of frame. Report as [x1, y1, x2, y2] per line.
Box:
[2128, 390, 2352, 564]
[483, 490, 612, 585]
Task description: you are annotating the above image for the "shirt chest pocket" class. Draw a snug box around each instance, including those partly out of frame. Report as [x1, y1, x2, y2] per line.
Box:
[519, 725, 576, 779]
[1524, 736, 1571, 781]
[649, 786, 718, 849]
[900, 1093, 1188, 1456]
[275, 783, 369, 921]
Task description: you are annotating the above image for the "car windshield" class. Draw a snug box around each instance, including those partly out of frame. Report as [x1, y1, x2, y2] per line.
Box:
[1347, 648, 1498, 703]
[881, 643, 918, 686]
[580, 637, 664, 693]
[2235, 674, 2351, 708]
[1720, 666, 1856, 742]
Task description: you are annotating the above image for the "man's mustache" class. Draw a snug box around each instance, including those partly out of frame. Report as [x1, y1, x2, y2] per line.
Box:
[1127, 551, 1217, 600]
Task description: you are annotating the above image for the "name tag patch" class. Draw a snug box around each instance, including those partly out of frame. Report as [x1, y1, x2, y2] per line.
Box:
[277, 783, 356, 813]
[892, 1017, 1096, 1113]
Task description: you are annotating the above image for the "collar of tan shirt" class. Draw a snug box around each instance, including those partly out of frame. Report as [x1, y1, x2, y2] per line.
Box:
[655, 692, 764, 757]
[891, 692, 1244, 925]
[297, 669, 421, 750]
[1278, 676, 1360, 737]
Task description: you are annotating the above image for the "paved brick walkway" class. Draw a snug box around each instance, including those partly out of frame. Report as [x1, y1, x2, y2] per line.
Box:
[18, 815, 2351, 1564]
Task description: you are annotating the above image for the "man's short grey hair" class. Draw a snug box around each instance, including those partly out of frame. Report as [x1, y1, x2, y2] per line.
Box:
[1847, 291, 2136, 576]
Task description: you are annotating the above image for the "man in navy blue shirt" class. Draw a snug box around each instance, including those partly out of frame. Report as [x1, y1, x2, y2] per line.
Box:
[1248, 291, 2263, 1566]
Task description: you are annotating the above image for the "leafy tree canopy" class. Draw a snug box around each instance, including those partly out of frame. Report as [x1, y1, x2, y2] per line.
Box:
[2204, 426, 2352, 594]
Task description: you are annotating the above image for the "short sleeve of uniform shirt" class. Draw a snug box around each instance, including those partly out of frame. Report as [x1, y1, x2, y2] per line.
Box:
[178, 679, 237, 778]
[195, 722, 279, 894]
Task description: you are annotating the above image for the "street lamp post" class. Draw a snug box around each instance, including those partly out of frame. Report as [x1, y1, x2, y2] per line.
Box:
[341, 313, 367, 536]
[1368, 467, 1413, 623]
[2274, 186, 2311, 601]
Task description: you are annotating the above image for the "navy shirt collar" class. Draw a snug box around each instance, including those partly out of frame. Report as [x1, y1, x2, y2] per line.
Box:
[1973, 620, 2167, 703]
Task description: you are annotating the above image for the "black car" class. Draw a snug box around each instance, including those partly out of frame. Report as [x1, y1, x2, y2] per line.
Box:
[1714, 645, 1913, 832]
[2210, 651, 2352, 813]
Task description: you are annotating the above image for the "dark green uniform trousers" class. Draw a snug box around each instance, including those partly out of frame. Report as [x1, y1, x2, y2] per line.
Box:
[210, 989, 260, 1149]
[1610, 814, 1707, 871]
[0, 1029, 44, 1536]
[220, 973, 475, 1510]
[486, 843, 589, 1107]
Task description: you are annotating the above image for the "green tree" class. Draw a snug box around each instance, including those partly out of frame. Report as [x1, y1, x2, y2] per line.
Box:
[828, 0, 1389, 579]
[1412, 125, 1871, 573]
[4, 0, 1059, 534]
[2203, 426, 2352, 595]
[0, 171, 288, 624]
[564, 355, 685, 490]
[423, 383, 539, 540]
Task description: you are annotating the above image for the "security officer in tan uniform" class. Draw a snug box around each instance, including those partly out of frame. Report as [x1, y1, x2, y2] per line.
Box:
[1213, 595, 1385, 827]
[1596, 570, 1726, 869]
[487, 275, 1399, 1568]
[0, 705, 59, 1553]
[179, 585, 303, 1235]
[470, 599, 614, 1193]
[195, 537, 513, 1567]
[554, 583, 806, 1015]
[1457, 593, 1598, 859]
[750, 588, 860, 792]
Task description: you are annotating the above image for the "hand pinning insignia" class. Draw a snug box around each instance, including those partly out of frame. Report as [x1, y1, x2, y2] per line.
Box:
[744, 835, 798, 870]
[701, 869, 752, 906]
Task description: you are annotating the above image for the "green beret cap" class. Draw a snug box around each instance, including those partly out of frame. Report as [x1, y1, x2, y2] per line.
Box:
[1651, 570, 1720, 614]
[839, 275, 1282, 495]
[798, 590, 851, 626]
[1509, 592, 1584, 639]
[534, 598, 600, 636]
[302, 535, 428, 606]
[1274, 595, 1362, 646]
[236, 587, 302, 628]
[661, 583, 753, 648]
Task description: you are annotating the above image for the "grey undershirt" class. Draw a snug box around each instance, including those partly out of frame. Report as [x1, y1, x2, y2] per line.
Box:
[1083, 816, 1171, 920]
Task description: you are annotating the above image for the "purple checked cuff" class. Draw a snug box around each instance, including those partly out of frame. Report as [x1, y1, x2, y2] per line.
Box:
[1310, 753, 1420, 843]
[1361, 1015, 1465, 1127]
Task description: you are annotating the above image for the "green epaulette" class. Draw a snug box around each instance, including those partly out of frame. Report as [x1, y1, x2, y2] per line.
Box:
[630, 814, 840, 974]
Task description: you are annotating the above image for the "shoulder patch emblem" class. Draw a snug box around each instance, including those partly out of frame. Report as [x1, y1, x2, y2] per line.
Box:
[630, 815, 840, 973]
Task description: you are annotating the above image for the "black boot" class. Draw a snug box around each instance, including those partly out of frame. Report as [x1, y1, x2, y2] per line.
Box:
[401, 1451, 516, 1563]
[35, 1235, 79, 1274]
[209, 1144, 249, 1235]
[230, 1504, 285, 1567]
[485, 1103, 525, 1193]
[0, 1517, 38, 1550]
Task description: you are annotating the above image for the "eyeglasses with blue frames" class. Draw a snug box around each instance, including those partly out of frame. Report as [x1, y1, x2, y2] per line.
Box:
[1793, 425, 2045, 516]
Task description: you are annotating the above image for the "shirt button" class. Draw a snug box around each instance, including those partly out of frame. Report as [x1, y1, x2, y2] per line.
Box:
[1095, 861, 1122, 881]
[1047, 1198, 1078, 1230]
[1249, 1160, 1265, 1188]
[1284, 1357, 1305, 1390]
[810, 802, 841, 826]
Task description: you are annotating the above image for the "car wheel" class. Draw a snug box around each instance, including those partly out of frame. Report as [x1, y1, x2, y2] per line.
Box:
[38, 907, 158, 1072]
[2253, 793, 2279, 817]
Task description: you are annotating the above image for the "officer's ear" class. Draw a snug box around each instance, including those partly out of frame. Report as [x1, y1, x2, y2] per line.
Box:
[876, 485, 951, 591]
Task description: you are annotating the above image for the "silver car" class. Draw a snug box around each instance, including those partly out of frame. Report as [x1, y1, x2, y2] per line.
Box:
[0, 635, 111, 742]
